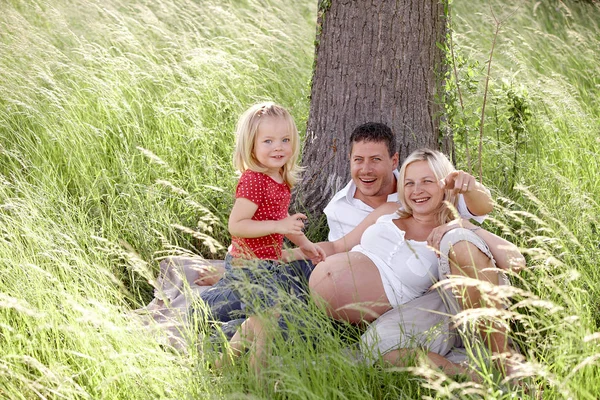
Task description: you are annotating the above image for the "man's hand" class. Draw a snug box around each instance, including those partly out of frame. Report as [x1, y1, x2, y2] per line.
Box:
[276, 213, 307, 235]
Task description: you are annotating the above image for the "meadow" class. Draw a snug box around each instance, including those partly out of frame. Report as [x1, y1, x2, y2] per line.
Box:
[0, 0, 598, 398]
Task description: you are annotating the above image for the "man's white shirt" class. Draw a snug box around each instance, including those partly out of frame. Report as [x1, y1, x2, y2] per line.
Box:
[324, 170, 486, 241]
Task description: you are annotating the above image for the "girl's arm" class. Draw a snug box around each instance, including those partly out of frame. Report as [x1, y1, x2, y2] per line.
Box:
[228, 198, 306, 238]
[284, 233, 326, 263]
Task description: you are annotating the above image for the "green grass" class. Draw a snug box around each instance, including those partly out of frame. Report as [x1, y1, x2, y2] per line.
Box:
[447, 1, 600, 397]
[1, 0, 599, 398]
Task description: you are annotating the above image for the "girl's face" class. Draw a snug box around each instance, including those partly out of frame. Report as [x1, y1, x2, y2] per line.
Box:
[253, 116, 294, 177]
[403, 160, 444, 216]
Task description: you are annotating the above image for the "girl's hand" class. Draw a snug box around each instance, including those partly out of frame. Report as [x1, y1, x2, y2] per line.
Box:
[439, 170, 477, 194]
[277, 213, 307, 235]
[300, 243, 327, 264]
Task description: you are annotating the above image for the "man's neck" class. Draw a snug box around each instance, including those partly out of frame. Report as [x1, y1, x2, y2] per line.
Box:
[354, 191, 390, 209]
[352, 174, 397, 209]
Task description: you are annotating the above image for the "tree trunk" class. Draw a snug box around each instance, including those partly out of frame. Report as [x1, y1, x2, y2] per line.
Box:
[297, 0, 449, 220]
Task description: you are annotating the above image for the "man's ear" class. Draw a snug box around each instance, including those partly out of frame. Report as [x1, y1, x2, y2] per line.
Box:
[392, 152, 399, 169]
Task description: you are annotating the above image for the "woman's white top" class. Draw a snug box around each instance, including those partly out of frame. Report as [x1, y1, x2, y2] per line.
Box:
[350, 212, 439, 307]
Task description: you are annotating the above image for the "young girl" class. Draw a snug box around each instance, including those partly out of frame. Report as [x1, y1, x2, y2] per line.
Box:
[217, 102, 325, 370]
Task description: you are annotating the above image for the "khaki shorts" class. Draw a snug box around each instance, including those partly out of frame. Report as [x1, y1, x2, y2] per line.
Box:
[360, 228, 506, 363]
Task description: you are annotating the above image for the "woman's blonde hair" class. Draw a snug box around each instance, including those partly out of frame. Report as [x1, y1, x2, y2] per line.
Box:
[397, 148, 458, 225]
[233, 102, 302, 187]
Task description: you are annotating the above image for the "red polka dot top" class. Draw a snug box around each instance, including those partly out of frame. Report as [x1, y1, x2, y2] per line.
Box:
[230, 170, 291, 260]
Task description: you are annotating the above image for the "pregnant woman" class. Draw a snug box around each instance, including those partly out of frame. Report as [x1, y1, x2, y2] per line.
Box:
[309, 148, 525, 377]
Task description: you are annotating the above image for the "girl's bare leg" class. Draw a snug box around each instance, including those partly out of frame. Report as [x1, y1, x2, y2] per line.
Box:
[193, 261, 226, 286]
[216, 315, 269, 373]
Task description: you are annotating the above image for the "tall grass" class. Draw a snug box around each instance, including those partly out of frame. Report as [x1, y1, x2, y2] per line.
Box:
[1, 0, 599, 398]
[448, 0, 600, 397]
[0, 0, 316, 289]
[1, 0, 316, 398]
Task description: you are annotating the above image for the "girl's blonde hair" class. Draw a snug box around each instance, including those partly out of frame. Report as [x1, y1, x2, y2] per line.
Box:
[397, 148, 458, 225]
[233, 102, 302, 187]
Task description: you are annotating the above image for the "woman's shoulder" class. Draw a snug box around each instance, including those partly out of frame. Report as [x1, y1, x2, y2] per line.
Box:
[378, 203, 411, 229]
[366, 202, 401, 223]
[374, 201, 401, 215]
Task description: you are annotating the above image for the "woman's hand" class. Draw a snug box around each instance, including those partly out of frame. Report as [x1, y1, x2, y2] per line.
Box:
[439, 170, 493, 216]
[427, 219, 472, 252]
[439, 170, 478, 194]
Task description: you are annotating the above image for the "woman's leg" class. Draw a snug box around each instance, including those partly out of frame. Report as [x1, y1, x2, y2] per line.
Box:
[382, 348, 480, 382]
[309, 252, 391, 324]
[359, 290, 470, 378]
[446, 239, 514, 372]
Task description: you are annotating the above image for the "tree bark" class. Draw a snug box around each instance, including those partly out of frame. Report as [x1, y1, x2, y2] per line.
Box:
[297, 0, 449, 219]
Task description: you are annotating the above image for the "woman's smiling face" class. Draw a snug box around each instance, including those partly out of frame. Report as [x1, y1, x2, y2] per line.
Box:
[403, 160, 444, 216]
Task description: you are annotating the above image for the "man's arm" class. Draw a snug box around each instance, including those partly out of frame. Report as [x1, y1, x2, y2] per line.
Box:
[284, 232, 326, 264]
[319, 201, 399, 256]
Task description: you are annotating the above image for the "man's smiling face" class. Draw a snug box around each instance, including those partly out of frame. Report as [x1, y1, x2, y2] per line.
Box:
[350, 140, 399, 205]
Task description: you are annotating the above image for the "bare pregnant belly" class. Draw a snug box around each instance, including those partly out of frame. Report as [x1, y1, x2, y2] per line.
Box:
[308, 251, 392, 324]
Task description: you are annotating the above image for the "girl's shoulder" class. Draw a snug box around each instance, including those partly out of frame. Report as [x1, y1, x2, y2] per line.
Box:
[239, 169, 265, 178]
[236, 170, 268, 196]
[238, 169, 269, 184]
[240, 170, 284, 184]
